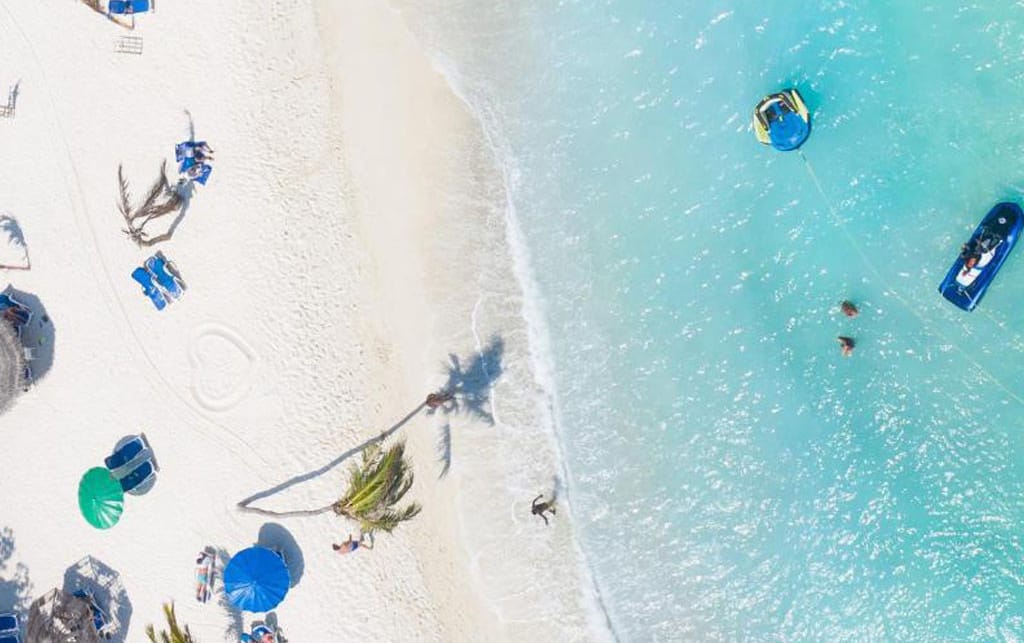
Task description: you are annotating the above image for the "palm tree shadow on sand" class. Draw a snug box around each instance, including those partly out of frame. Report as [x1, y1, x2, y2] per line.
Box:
[0, 527, 32, 618]
[429, 335, 504, 425]
[216, 547, 244, 640]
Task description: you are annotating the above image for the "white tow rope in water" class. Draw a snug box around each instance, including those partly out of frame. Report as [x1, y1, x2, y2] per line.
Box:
[798, 150, 1024, 408]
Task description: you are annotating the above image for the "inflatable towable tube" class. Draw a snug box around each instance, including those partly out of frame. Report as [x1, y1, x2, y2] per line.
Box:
[753, 88, 810, 152]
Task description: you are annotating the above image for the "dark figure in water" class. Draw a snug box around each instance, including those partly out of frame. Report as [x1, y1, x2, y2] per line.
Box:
[840, 300, 859, 318]
[837, 336, 855, 357]
[425, 390, 454, 410]
[532, 494, 556, 525]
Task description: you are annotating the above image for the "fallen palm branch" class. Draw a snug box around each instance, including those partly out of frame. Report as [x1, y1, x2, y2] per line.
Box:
[117, 162, 186, 247]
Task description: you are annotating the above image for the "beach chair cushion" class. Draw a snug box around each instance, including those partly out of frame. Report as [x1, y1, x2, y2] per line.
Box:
[145, 253, 184, 299]
[0, 613, 16, 633]
[104, 435, 147, 472]
[131, 267, 167, 311]
[120, 459, 155, 493]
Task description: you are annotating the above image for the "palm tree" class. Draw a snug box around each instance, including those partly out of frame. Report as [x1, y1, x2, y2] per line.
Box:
[146, 603, 197, 643]
[238, 441, 422, 534]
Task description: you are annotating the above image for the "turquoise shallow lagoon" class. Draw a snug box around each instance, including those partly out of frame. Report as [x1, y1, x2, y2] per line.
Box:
[402, 2, 1024, 639]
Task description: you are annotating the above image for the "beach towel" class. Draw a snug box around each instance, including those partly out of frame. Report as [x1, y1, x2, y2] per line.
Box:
[108, 0, 150, 15]
[131, 267, 167, 311]
[196, 548, 217, 603]
[185, 162, 212, 185]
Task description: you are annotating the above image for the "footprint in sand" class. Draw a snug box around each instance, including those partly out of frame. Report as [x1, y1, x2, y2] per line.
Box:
[188, 323, 259, 412]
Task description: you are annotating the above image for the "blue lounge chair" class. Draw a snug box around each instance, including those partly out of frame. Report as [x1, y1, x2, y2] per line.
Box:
[0, 612, 19, 643]
[131, 267, 167, 311]
[144, 252, 185, 300]
[108, 0, 150, 15]
[104, 434, 149, 475]
[120, 459, 156, 495]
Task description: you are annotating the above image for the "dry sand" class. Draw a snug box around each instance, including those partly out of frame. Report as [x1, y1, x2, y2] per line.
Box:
[0, 1, 605, 640]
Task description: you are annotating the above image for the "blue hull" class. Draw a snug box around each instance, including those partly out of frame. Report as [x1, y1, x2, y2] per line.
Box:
[938, 202, 1023, 311]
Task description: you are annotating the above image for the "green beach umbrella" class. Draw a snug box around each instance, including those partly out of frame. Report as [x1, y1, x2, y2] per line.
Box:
[78, 467, 124, 529]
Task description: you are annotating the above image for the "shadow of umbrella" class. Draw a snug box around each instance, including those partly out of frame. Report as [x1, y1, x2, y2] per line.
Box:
[62, 556, 132, 643]
[0, 322, 24, 415]
[256, 523, 304, 588]
[27, 588, 100, 643]
[3, 286, 55, 383]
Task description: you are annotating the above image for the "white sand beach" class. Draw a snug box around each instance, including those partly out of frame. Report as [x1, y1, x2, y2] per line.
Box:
[0, 1, 605, 641]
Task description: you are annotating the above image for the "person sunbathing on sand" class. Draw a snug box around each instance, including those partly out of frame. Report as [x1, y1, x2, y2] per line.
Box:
[333, 533, 373, 555]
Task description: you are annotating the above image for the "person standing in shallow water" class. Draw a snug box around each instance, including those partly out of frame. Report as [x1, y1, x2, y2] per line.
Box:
[840, 300, 859, 317]
[837, 336, 855, 357]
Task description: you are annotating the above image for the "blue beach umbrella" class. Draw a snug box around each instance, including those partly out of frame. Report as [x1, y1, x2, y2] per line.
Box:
[223, 546, 290, 612]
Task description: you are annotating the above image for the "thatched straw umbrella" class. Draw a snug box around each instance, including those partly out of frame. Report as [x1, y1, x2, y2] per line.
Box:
[26, 588, 100, 643]
[0, 321, 23, 415]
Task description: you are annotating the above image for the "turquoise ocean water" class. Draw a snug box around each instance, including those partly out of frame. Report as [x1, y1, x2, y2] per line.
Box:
[399, 2, 1024, 640]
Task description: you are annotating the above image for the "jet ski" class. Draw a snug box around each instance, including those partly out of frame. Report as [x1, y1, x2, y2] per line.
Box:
[938, 201, 1023, 311]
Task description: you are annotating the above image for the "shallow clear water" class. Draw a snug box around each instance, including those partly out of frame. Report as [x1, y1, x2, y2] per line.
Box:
[399, 2, 1024, 640]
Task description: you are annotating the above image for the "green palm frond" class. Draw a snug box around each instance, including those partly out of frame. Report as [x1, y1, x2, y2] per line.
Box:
[145, 602, 197, 643]
[334, 440, 420, 534]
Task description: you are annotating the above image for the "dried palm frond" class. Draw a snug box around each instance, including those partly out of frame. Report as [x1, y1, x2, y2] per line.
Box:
[132, 160, 172, 221]
[117, 164, 133, 222]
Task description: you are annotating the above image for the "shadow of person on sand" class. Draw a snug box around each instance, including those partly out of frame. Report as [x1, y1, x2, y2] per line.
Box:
[256, 523, 304, 588]
[0, 527, 32, 617]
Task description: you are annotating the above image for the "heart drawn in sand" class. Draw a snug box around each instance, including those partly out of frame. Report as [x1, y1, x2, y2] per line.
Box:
[188, 322, 259, 412]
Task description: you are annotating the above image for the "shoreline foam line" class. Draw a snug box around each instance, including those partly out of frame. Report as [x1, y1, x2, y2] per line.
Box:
[420, 38, 621, 642]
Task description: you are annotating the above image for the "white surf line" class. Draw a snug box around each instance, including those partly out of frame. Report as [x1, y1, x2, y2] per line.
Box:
[0, 1, 273, 466]
[799, 150, 1024, 408]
